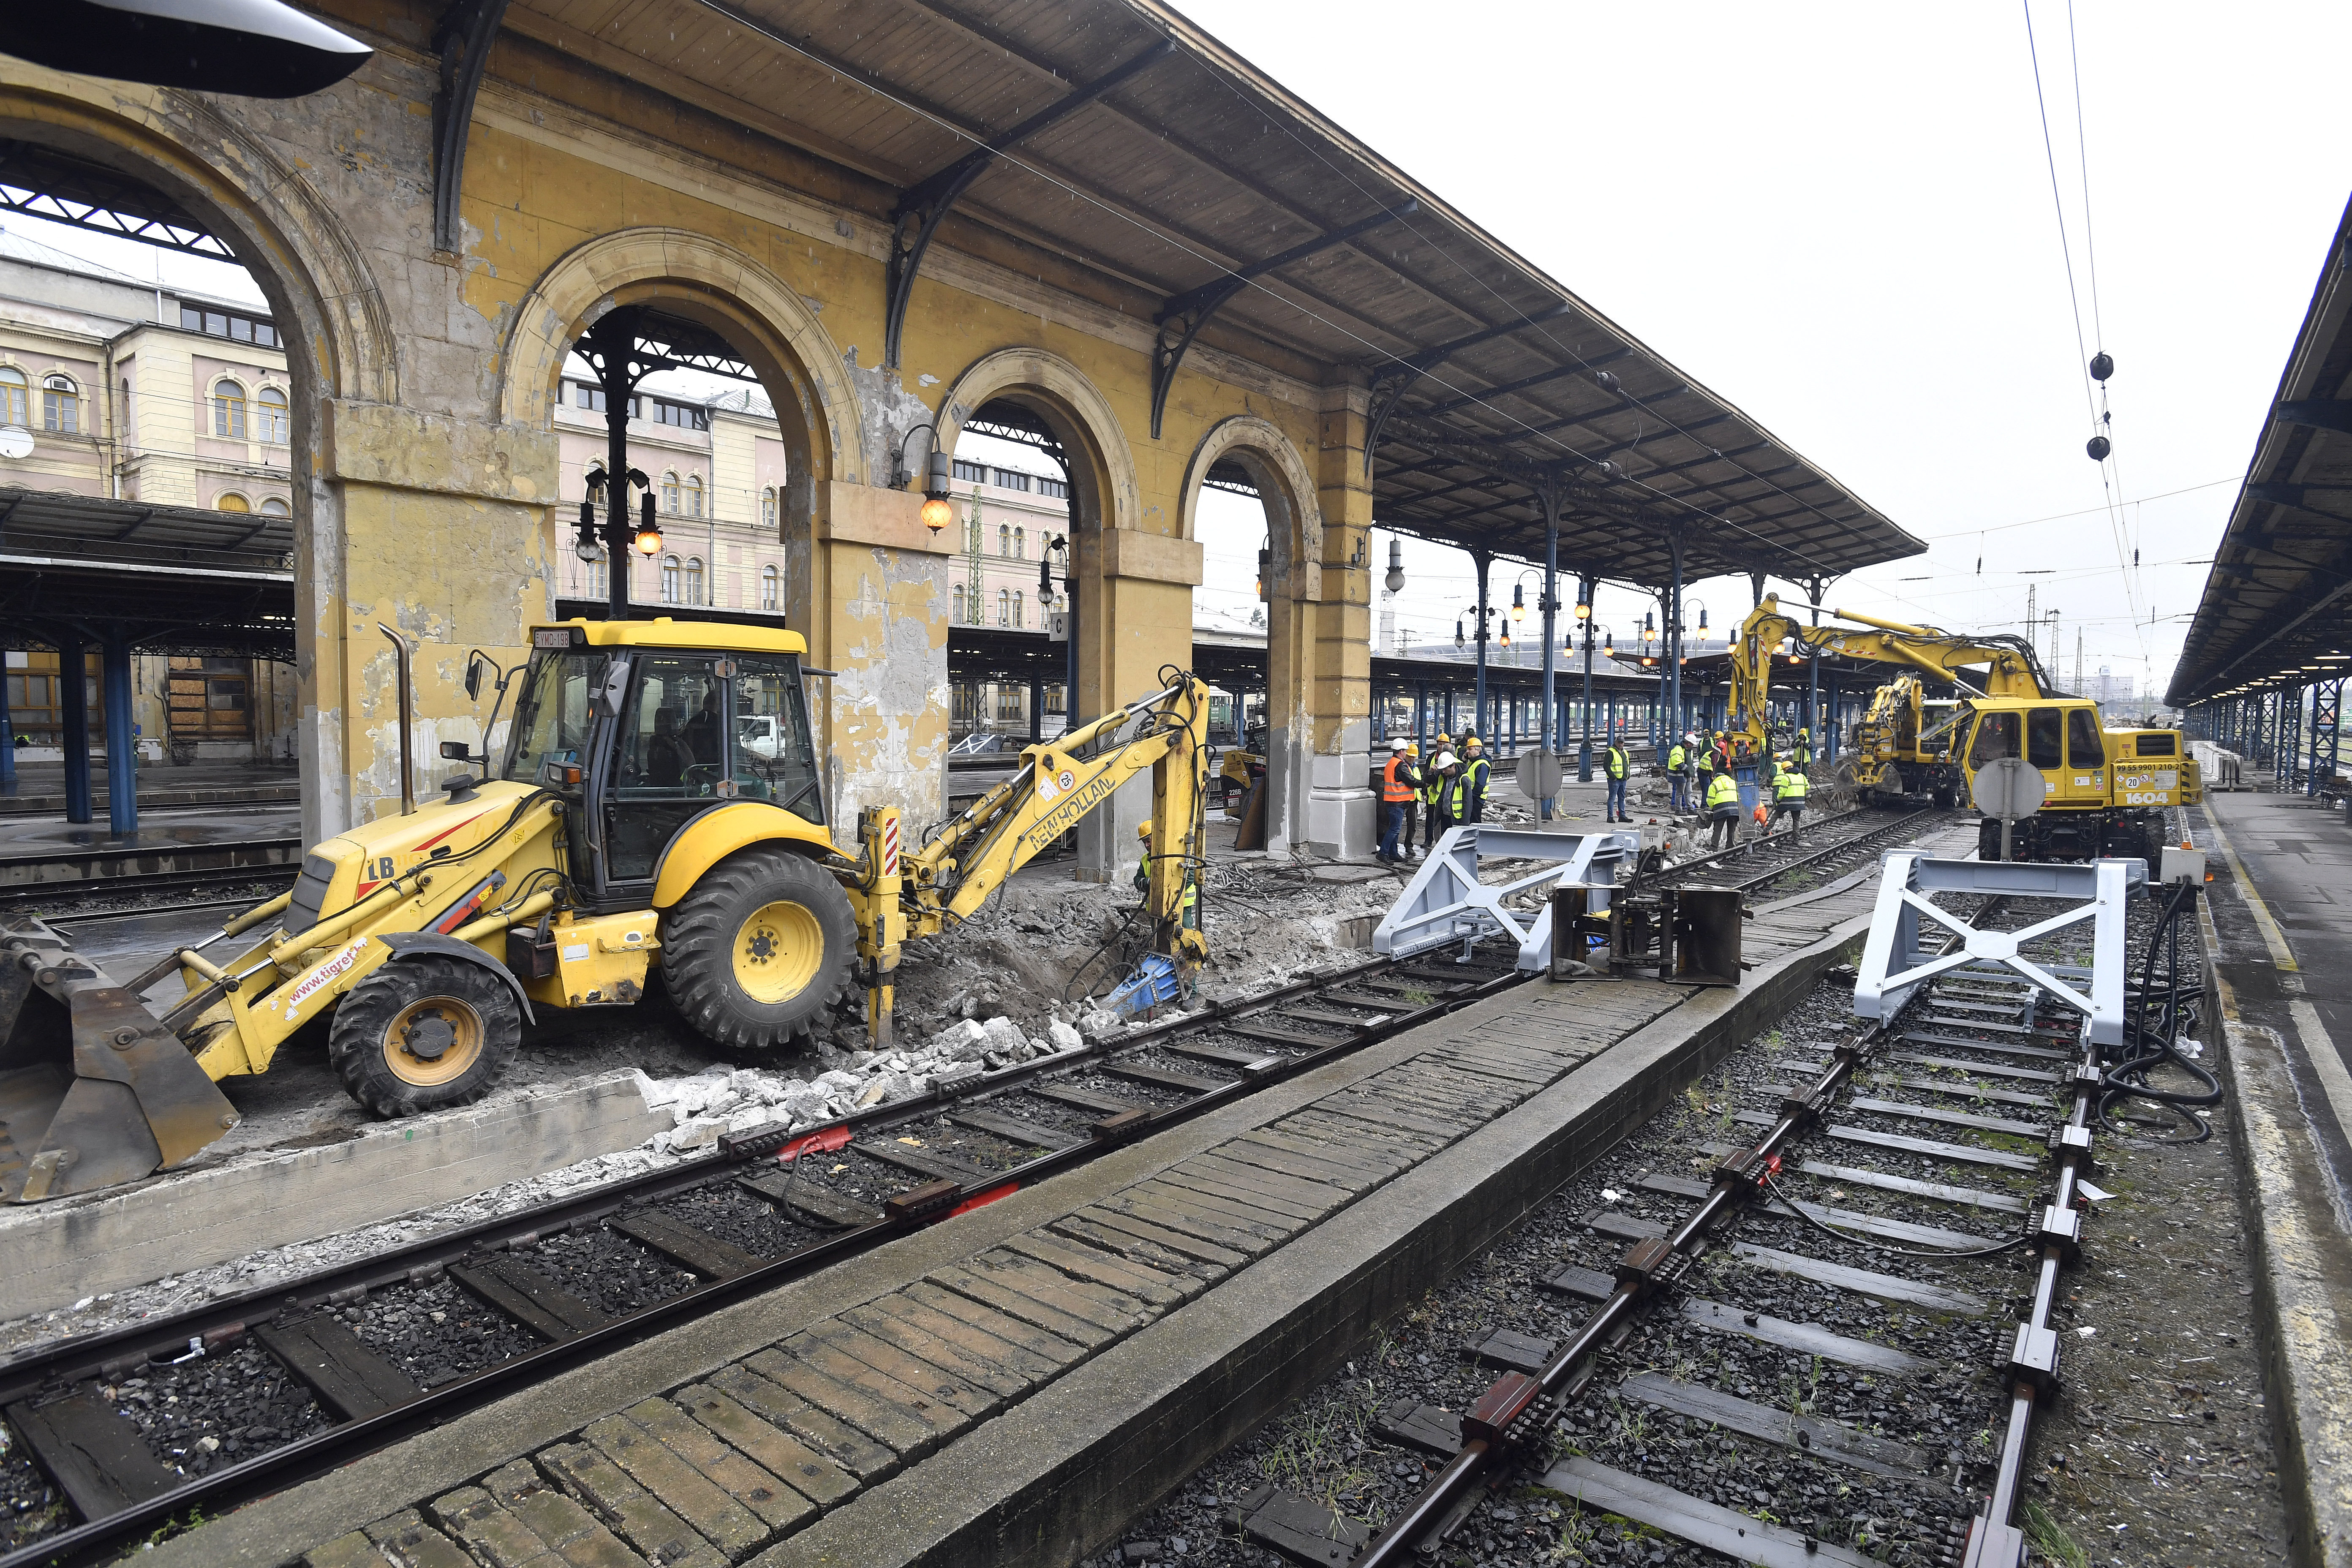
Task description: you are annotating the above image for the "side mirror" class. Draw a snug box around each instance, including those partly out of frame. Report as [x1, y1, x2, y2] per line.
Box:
[438, 741, 473, 762]
[464, 656, 485, 701]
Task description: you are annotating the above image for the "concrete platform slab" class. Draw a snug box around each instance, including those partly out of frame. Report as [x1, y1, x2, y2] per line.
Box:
[136, 827, 1964, 1568]
[2194, 792, 2352, 1568]
[0, 758, 300, 818]
[0, 1070, 673, 1320]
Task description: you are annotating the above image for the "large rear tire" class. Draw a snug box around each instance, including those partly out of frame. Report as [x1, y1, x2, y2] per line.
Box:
[329, 955, 520, 1117]
[662, 847, 856, 1049]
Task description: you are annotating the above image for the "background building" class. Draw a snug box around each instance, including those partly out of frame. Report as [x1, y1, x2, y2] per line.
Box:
[0, 222, 296, 760]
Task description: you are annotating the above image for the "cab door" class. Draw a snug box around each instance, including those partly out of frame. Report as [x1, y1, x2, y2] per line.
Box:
[596, 653, 732, 896]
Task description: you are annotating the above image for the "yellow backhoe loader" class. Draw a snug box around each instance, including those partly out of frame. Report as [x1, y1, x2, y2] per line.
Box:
[1728, 597, 2198, 863]
[0, 619, 1209, 1202]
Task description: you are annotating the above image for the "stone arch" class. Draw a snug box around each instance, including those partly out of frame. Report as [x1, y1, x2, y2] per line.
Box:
[495, 228, 857, 490]
[935, 347, 1140, 538]
[0, 71, 400, 841]
[1179, 414, 1323, 591]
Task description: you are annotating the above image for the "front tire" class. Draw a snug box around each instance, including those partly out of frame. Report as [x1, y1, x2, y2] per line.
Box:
[662, 847, 856, 1049]
[329, 955, 520, 1117]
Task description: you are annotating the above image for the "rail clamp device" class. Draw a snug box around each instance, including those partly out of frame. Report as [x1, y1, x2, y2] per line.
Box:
[1373, 827, 1640, 972]
[1851, 850, 2142, 1047]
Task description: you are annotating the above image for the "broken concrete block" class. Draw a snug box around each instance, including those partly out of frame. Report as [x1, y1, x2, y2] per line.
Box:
[980, 1016, 1027, 1055]
[1046, 1021, 1084, 1053]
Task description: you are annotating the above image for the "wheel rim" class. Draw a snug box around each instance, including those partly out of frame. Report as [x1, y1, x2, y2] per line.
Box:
[733, 899, 824, 1004]
[383, 996, 485, 1086]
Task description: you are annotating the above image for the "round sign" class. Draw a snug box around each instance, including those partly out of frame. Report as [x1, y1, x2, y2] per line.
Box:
[1513, 749, 1566, 798]
[0, 426, 32, 460]
[1971, 757, 2047, 819]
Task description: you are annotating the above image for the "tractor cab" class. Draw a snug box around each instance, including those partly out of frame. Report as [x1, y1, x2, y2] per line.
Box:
[502, 620, 828, 907]
[1957, 696, 2191, 862]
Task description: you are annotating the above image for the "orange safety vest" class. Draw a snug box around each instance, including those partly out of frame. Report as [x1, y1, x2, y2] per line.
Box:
[1382, 755, 1416, 803]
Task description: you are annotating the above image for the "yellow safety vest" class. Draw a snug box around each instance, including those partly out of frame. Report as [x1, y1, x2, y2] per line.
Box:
[1446, 772, 1472, 817]
[1666, 744, 1685, 771]
[1606, 746, 1628, 780]
[1775, 770, 1809, 801]
[1705, 771, 1740, 811]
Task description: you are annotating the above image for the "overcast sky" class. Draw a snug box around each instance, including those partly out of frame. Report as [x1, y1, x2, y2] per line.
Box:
[15, 3, 2346, 702]
[1170, 0, 2352, 701]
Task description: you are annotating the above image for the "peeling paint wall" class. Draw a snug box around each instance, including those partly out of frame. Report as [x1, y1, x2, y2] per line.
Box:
[2, 5, 1372, 865]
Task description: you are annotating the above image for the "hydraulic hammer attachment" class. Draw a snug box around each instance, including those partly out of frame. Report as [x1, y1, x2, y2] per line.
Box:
[0, 916, 241, 1203]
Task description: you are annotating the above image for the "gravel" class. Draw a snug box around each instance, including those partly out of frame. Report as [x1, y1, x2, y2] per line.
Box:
[1097, 885, 2284, 1568]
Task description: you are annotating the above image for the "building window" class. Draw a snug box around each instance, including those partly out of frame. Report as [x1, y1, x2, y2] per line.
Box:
[0, 367, 25, 427]
[217, 493, 251, 514]
[570, 381, 612, 414]
[1013, 590, 1024, 630]
[1045, 683, 1066, 715]
[257, 386, 289, 444]
[684, 557, 704, 606]
[645, 396, 709, 430]
[761, 487, 777, 529]
[995, 685, 1025, 721]
[952, 583, 966, 622]
[951, 457, 985, 483]
[260, 497, 289, 517]
[684, 474, 703, 519]
[992, 467, 1030, 492]
[42, 375, 79, 434]
[660, 555, 681, 603]
[584, 555, 607, 599]
[1013, 527, 1025, 559]
[179, 303, 278, 347]
[1038, 476, 1068, 499]
[662, 473, 681, 514]
[760, 564, 780, 610]
[998, 523, 1011, 557]
[996, 588, 1010, 627]
[212, 379, 246, 439]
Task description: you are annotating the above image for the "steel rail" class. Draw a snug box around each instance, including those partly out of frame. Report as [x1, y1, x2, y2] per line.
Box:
[1355, 893, 2001, 1566]
[0, 950, 1533, 1568]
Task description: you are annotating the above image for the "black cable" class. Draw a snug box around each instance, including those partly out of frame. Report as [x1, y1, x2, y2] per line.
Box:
[1761, 1172, 2037, 1260]
[2095, 880, 2219, 1141]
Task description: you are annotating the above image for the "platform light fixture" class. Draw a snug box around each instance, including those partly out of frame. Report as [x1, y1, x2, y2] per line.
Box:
[1454, 616, 1466, 649]
[1511, 583, 1526, 622]
[634, 487, 663, 555]
[1385, 538, 1406, 595]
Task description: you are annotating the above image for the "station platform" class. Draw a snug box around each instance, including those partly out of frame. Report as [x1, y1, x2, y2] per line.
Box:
[2191, 786, 2352, 1568]
[136, 822, 1971, 1568]
[0, 757, 299, 817]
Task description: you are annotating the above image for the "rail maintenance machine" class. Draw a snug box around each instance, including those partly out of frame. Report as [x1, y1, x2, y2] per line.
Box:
[0, 619, 1212, 1202]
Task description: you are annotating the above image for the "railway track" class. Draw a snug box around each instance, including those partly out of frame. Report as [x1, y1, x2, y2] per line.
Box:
[1182, 876, 2191, 1568]
[0, 939, 1534, 1566]
[1649, 805, 1955, 896]
[0, 849, 299, 910]
[0, 804, 1958, 1565]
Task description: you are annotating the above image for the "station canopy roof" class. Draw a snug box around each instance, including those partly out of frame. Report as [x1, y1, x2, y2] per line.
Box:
[2168, 195, 2352, 707]
[498, 0, 1920, 587]
[0, 487, 295, 658]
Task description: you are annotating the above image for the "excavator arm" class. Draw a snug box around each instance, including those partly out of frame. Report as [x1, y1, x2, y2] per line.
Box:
[1728, 596, 2051, 756]
[850, 672, 1212, 1046]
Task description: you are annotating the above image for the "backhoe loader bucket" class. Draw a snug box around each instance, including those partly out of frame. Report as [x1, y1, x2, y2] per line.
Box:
[0, 916, 241, 1203]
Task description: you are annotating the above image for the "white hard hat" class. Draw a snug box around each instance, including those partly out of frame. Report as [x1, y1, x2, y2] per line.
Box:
[1432, 750, 1456, 769]
[1391, 738, 1408, 751]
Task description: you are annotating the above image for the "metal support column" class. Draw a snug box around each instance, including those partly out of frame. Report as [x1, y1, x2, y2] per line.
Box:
[0, 648, 12, 791]
[57, 628, 90, 825]
[1472, 551, 1491, 742]
[1667, 530, 1685, 734]
[2281, 685, 2304, 792]
[1029, 671, 1044, 744]
[2311, 679, 2342, 795]
[102, 633, 136, 835]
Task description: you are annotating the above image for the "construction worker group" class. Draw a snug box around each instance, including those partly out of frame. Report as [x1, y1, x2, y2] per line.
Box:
[1374, 722, 1813, 863]
[1379, 732, 1489, 864]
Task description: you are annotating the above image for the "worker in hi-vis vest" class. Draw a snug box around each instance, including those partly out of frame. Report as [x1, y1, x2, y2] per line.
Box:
[1378, 738, 1418, 864]
[1705, 765, 1743, 850]
[1769, 756, 1809, 835]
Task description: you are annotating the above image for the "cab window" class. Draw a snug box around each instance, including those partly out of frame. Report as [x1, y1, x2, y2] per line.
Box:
[606, 654, 726, 881]
[503, 650, 604, 783]
[1967, 711, 2018, 769]
[2067, 710, 2106, 769]
[2027, 708, 2063, 769]
[732, 654, 822, 823]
